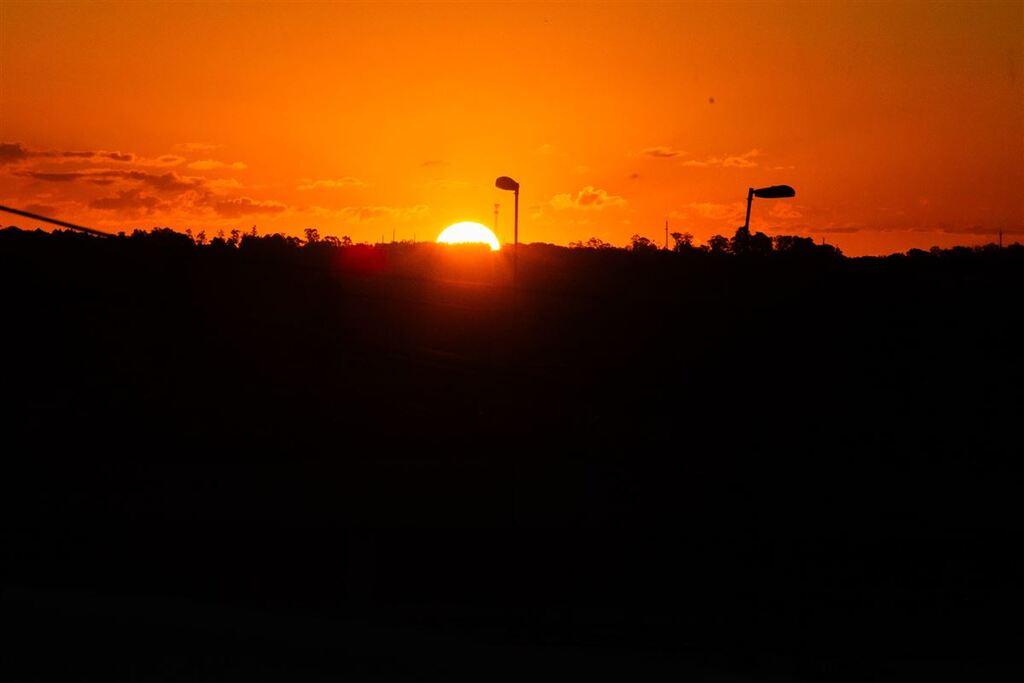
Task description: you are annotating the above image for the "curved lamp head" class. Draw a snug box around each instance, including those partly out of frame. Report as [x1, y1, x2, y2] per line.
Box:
[495, 176, 520, 192]
[752, 184, 795, 199]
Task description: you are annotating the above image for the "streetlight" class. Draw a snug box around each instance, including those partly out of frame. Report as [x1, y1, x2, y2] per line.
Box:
[495, 176, 520, 278]
[743, 184, 795, 232]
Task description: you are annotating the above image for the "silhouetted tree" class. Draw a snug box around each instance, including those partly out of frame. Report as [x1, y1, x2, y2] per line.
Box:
[707, 234, 730, 254]
[670, 231, 695, 252]
[628, 234, 659, 252]
[729, 226, 772, 256]
[570, 236, 614, 249]
[773, 234, 816, 255]
[304, 228, 321, 244]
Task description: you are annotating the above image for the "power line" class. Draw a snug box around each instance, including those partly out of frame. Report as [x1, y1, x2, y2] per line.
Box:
[0, 204, 112, 238]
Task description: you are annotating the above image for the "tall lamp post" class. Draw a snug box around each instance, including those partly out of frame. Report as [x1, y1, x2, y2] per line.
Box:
[495, 176, 520, 278]
[743, 184, 796, 232]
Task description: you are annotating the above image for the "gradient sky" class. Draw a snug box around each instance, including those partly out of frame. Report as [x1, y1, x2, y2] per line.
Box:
[1, 1, 1021, 255]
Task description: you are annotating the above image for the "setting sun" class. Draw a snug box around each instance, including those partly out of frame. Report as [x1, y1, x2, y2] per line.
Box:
[436, 222, 501, 251]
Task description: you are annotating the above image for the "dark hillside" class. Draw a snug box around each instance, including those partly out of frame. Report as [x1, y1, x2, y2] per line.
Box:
[3, 227, 1020, 680]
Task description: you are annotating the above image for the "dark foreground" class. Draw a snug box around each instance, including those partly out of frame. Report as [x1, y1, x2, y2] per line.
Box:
[2, 228, 1021, 680]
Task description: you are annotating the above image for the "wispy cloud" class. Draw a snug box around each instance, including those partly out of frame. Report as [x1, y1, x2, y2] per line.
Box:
[59, 150, 135, 162]
[641, 146, 685, 158]
[19, 171, 87, 182]
[683, 149, 761, 168]
[174, 142, 221, 152]
[337, 205, 429, 221]
[0, 143, 135, 165]
[90, 189, 162, 213]
[17, 169, 205, 193]
[809, 225, 864, 234]
[297, 177, 367, 190]
[24, 202, 59, 216]
[187, 159, 247, 171]
[688, 201, 746, 222]
[0, 142, 32, 165]
[151, 155, 186, 167]
[3, 140, 292, 223]
[550, 186, 626, 211]
[768, 203, 803, 220]
[206, 178, 245, 190]
[209, 196, 287, 218]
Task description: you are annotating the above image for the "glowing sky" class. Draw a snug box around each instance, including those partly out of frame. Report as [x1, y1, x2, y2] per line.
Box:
[1, 1, 1021, 255]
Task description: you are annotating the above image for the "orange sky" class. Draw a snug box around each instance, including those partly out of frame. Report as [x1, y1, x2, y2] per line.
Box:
[1, 1, 1021, 255]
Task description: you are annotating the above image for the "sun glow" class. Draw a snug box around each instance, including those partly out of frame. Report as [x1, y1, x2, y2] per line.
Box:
[436, 222, 501, 251]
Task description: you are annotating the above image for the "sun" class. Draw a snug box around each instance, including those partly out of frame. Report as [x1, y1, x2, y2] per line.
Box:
[436, 222, 500, 251]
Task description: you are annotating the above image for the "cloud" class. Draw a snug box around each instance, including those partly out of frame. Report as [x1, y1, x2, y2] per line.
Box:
[297, 177, 367, 190]
[337, 205, 429, 222]
[550, 186, 626, 211]
[641, 146, 685, 158]
[174, 142, 220, 152]
[683, 149, 761, 168]
[3, 141, 194, 169]
[206, 178, 244, 190]
[90, 189, 162, 213]
[628, 172, 641, 180]
[187, 159, 247, 171]
[57, 150, 134, 162]
[768, 203, 803, 220]
[19, 169, 203, 193]
[809, 225, 863, 234]
[422, 160, 446, 167]
[19, 171, 87, 182]
[209, 196, 287, 218]
[535, 144, 556, 155]
[4, 140, 295, 223]
[24, 203, 58, 216]
[118, 170, 203, 193]
[688, 201, 746, 222]
[1, 143, 137, 165]
[152, 155, 186, 167]
[0, 142, 32, 165]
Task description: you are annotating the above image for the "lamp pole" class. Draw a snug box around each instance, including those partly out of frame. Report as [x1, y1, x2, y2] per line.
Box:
[743, 188, 755, 232]
[495, 176, 520, 280]
[743, 184, 796, 231]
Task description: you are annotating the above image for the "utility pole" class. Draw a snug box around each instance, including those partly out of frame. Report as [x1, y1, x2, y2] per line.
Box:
[664, 219, 668, 250]
[494, 203, 500, 244]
